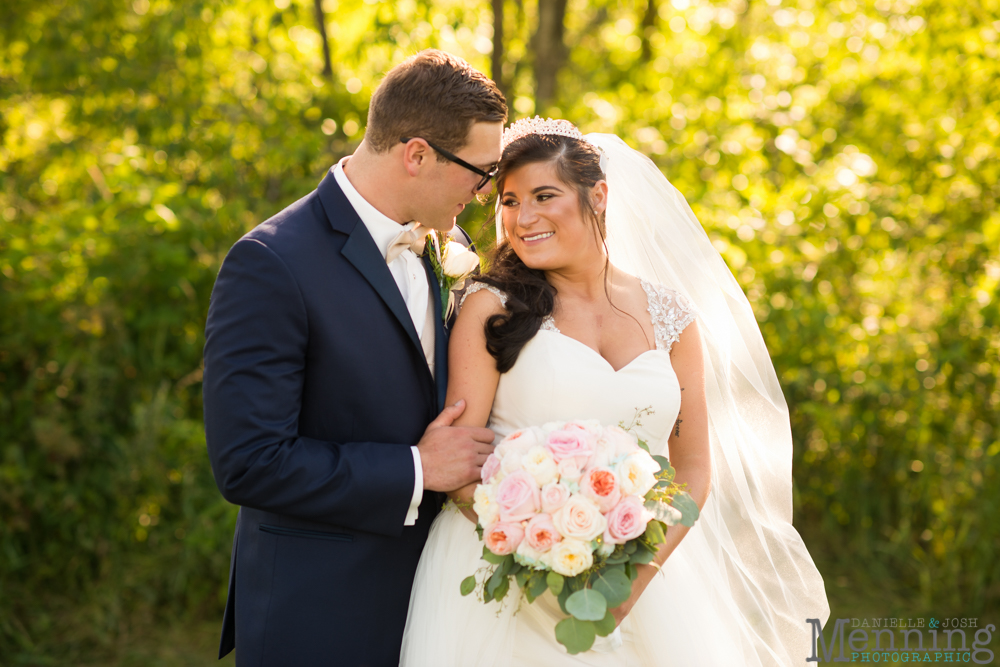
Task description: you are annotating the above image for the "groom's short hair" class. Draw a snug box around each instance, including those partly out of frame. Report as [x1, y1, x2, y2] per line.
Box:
[366, 50, 507, 156]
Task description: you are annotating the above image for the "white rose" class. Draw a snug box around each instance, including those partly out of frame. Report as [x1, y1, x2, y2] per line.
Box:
[522, 446, 559, 487]
[548, 539, 594, 577]
[618, 452, 659, 497]
[591, 435, 616, 469]
[501, 450, 525, 476]
[553, 495, 607, 542]
[473, 483, 500, 528]
[514, 539, 549, 570]
[602, 426, 641, 460]
[441, 241, 480, 278]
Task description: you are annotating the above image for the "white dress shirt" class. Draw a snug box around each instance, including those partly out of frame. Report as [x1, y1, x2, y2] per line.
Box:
[333, 158, 428, 526]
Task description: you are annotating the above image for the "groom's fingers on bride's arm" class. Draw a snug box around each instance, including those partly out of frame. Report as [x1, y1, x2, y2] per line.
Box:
[462, 426, 496, 444]
[425, 399, 467, 431]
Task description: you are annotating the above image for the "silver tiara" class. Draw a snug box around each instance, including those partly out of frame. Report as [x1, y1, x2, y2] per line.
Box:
[501, 116, 584, 150]
[501, 116, 608, 171]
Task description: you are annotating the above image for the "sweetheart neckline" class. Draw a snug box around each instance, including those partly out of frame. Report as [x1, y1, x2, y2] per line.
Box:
[536, 329, 669, 374]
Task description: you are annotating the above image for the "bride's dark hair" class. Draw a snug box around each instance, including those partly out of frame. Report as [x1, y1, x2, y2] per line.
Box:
[475, 133, 607, 373]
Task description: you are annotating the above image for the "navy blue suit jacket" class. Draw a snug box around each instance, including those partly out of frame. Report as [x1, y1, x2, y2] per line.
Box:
[203, 169, 456, 666]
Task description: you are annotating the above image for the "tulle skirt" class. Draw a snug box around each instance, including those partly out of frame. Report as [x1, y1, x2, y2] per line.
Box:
[399, 502, 758, 667]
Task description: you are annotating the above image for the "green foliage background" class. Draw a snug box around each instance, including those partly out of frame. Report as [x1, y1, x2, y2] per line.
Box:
[1, 0, 997, 661]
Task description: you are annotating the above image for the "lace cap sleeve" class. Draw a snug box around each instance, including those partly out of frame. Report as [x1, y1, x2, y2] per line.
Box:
[640, 280, 697, 353]
[459, 281, 508, 308]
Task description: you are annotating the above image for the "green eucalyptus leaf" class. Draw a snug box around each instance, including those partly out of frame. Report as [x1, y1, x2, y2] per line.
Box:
[565, 588, 608, 621]
[460, 575, 476, 597]
[555, 617, 597, 654]
[546, 571, 564, 596]
[594, 609, 617, 637]
[591, 567, 632, 608]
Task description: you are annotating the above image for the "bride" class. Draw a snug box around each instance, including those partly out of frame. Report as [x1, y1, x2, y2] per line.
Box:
[400, 118, 829, 665]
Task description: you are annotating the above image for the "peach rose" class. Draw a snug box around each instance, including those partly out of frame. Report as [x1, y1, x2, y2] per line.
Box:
[540, 481, 571, 514]
[496, 470, 541, 523]
[484, 521, 524, 556]
[552, 495, 607, 542]
[605, 495, 652, 544]
[525, 513, 562, 552]
[580, 466, 622, 513]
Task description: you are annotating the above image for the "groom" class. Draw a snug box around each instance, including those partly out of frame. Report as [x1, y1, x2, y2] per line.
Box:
[203, 50, 506, 666]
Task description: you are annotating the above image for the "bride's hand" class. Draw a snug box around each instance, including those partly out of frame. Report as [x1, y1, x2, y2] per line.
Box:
[448, 481, 480, 524]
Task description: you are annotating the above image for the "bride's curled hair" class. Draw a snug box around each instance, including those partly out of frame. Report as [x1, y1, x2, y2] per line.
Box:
[475, 133, 606, 373]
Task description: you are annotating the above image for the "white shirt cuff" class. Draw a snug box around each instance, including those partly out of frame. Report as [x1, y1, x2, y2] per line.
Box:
[404, 446, 424, 526]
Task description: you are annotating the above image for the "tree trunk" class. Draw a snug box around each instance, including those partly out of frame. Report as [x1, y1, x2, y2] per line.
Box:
[492, 0, 507, 103]
[640, 0, 658, 62]
[314, 0, 333, 79]
[532, 0, 568, 113]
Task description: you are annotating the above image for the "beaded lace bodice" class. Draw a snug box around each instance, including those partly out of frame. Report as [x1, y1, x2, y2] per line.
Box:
[461, 279, 695, 353]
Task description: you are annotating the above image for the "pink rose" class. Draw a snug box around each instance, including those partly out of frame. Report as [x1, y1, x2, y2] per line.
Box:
[605, 496, 652, 544]
[496, 470, 541, 523]
[525, 513, 562, 552]
[580, 467, 622, 513]
[481, 453, 501, 483]
[484, 522, 524, 556]
[540, 481, 571, 514]
[545, 429, 594, 469]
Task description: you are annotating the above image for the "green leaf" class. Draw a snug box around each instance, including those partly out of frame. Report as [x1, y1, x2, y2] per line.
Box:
[591, 567, 632, 608]
[514, 568, 529, 590]
[644, 520, 666, 546]
[636, 438, 650, 453]
[630, 547, 656, 565]
[482, 546, 505, 565]
[565, 588, 608, 621]
[555, 617, 597, 654]
[594, 609, 617, 637]
[475, 523, 484, 540]
[460, 575, 476, 596]
[624, 540, 638, 555]
[546, 571, 564, 596]
[671, 493, 701, 527]
[528, 572, 548, 601]
[651, 454, 670, 473]
[492, 575, 510, 602]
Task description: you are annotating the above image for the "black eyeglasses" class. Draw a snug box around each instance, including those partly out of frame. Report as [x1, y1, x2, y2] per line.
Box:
[400, 137, 498, 192]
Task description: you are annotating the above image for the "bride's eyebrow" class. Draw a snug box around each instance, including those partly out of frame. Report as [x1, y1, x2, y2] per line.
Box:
[531, 185, 562, 194]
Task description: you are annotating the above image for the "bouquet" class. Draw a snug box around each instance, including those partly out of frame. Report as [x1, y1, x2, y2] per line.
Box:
[460, 417, 699, 654]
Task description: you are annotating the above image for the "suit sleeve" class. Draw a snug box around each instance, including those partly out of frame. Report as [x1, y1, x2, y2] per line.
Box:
[203, 237, 416, 538]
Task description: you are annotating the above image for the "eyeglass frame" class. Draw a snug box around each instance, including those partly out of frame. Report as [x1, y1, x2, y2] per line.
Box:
[400, 137, 499, 192]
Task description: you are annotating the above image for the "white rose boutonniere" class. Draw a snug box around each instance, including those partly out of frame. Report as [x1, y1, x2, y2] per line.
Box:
[427, 231, 481, 322]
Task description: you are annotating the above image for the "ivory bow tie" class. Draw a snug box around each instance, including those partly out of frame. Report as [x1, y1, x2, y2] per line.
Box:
[386, 225, 426, 264]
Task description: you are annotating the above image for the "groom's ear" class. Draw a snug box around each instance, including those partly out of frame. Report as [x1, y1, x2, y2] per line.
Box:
[401, 138, 432, 177]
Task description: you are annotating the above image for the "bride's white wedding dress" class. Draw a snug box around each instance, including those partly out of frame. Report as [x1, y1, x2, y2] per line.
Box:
[401, 281, 747, 666]
[401, 133, 828, 666]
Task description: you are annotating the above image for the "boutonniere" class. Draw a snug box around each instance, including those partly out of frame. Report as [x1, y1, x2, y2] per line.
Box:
[426, 230, 481, 322]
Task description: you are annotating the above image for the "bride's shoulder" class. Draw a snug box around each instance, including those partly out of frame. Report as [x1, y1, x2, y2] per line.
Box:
[457, 280, 508, 320]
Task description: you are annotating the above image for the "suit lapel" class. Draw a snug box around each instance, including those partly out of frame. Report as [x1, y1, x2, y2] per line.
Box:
[318, 170, 427, 368]
[423, 254, 448, 411]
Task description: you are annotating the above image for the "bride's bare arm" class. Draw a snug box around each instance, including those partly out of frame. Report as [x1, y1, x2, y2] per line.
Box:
[612, 319, 711, 624]
[444, 288, 506, 522]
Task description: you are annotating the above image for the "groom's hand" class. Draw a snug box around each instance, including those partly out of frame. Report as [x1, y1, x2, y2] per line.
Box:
[418, 399, 494, 492]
